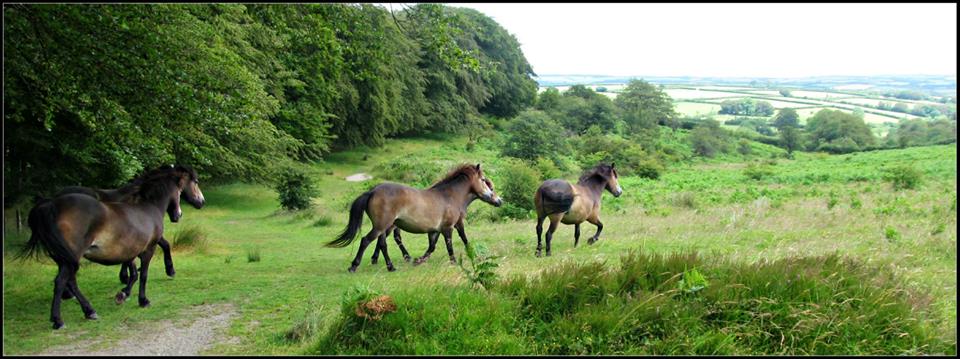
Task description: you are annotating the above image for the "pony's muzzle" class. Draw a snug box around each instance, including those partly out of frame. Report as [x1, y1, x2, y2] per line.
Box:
[614, 186, 623, 197]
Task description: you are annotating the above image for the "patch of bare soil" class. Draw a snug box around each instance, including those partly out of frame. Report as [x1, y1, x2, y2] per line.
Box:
[38, 303, 238, 356]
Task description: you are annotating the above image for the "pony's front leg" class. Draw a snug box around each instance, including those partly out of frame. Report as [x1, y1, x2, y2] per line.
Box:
[414, 232, 440, 265]
[587, 218, 604, 245]
[137, 245, 157, 307]
[455, 218, 470, 249]
[157, 236, 175, 277]
[441, 227, 455, 264]
[574, 224, 581, 248]
[392, 227, 412, 262]
[115, 260, 138, 304]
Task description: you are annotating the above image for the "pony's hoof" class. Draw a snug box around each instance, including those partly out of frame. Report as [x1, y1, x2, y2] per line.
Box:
[115, 292, 128, 304]
[387, 265, 397, 272]
[546, 251, 552, 257]
[403, 256, 412, 263]
[61, 291, 75, 300]
[85, 312, 99, 320]
[535, 251, 542, 258]
[371, 258, 379, 265]
[348, 266, 358, 273]
[139, 299, 151, 308]
[166, 269, 176, 278]
[52, 321, 64, 330]
[413, 257, 426, 266]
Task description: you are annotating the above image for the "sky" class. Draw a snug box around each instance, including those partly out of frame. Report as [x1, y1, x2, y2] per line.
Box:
[433, 3, 958, 78]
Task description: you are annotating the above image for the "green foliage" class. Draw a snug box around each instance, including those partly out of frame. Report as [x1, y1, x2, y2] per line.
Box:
[574, 126, 663, 178]
[501, 110, 569, 163]
[884, 226, 901, 242]
[689, 119, 732, 158]
[276, 168, 317, 211]
[372, 158, 449, 188]
[771, 108, 800, 130]
[737, 139, 753, 155]
[554, 85, 620, 134]
[719, 98, 775, 116]
[743, 163, 775, 180]
[496, 159, 542, 218]
[806, 109, 876, 153]
[457, 242, 501, 290]
[170, 225, 209, 252]
[615, 79, 677, 133]
[535, 157, 562, 181]
[247, 247, 262, 263]
[677, 267, 708, 294]
[883, 165, 923, 190]
[779, 126, 803, 155]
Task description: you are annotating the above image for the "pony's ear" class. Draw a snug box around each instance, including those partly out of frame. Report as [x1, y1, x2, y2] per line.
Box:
[611, 162, 615, 169]
[475, 163, 482, 171]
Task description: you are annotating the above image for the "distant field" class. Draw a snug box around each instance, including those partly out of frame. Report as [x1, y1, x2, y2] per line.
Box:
[742, 90, 785, 96]
[664, 89, 743, 100]
[795, 107, 901, 125]
[789, 90, 861, 100]
[833, 84, 874, 90]
[673, 101, 721, 116]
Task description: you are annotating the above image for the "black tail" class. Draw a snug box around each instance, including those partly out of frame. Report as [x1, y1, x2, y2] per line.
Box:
[326, 191, 374, 248]
[18, 201, 77, 266]
[539, 187, 574, 215]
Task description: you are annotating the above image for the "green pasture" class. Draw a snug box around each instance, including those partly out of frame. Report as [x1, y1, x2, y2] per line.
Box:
[3, 138, 956, 355]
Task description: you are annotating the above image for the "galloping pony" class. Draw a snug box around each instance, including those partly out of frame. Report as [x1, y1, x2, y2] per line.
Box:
[21, 165, 204, 329]
[534, 163, 622, 257]
[326, 164, 502, 272]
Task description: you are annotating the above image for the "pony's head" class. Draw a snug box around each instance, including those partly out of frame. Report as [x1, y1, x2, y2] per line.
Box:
[582, 163, 622, 197]
[472, 164, 502, 207]
[132, 164, 204, 222]
[172, 165, 204, 209]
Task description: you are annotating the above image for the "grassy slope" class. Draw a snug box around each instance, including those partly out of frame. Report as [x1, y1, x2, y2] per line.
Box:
[2, 136, 956, 355]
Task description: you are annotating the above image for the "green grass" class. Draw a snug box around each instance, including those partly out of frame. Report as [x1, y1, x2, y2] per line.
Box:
[2, 135, 955, 355]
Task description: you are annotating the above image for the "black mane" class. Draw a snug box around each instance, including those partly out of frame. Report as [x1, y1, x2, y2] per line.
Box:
[577, 163, 613, 185]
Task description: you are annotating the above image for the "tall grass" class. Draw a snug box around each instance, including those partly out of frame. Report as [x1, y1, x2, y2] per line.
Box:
[312, 249, 955, 355]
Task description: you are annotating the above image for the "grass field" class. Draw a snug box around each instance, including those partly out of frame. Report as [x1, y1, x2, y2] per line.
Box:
[3, 136, 956, 355]
[673, 101, 722, 116]
[665, 89, 744, 100]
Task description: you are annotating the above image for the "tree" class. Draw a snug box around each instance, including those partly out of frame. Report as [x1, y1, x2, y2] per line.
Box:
[806, 109, 876, 151]
[614, 79, 676, 134]
[779, 89, 792, 97]
[779, 126, 802, 156]
[689, 119, 732, 157]
[771, 108, 800, 130]
[535, 88, 562, 112]
[501, 110, 569, 162]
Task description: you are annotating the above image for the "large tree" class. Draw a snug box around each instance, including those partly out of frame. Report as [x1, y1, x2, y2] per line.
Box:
[614, 79, 676, 134]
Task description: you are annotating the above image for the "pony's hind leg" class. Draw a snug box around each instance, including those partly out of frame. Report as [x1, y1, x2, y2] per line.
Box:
[349, 227, 385, 272]
[65, 264, 97, 320]
[50, 263, 69, 329]
[535, 214, 546, 257]
[544, 213, 562, 257]
[375, 230, 396, 272]
[574, 224, 581, 248]
[115, 259, 138, 304]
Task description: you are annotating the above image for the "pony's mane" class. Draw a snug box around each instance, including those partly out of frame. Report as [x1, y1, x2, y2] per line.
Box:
[577, 163, 613, 184]
[130, 166, 182, 203]
[430, 164, 480, 190]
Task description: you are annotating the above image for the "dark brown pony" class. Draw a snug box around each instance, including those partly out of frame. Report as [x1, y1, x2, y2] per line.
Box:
[326, 164, 502, 272]
[21, 165, 204, 329]
[368, 177, 497, 265]
[53, 165, 204, 290]
[534, 163, 622, 257]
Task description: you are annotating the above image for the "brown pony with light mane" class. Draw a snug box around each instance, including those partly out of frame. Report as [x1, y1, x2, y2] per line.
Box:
[534, 163, 622, 257]
[326, 164, 502, 272]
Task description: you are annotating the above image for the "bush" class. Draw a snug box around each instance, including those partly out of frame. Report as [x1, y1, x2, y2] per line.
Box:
[372, 158, 449, 188]
[277, 168, 317, 211]
[501, 110, 569, 163]
[743, 163, 775, 180]
[737, 139, 753, 155]
[883, 165, 922, 190]
[535, 157, 562, 181]
[496, 160, 542, 218]
[247, 248, 261, 263]
[171, 225, 208, 252]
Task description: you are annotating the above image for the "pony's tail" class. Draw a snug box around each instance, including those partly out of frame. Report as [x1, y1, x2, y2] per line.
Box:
[18, 201, 77, 266]
[326, 191, 374, 248]
[538, 187, 574, 215]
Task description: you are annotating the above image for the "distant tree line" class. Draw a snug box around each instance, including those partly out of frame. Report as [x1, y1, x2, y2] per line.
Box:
[4, 3, 537, 206]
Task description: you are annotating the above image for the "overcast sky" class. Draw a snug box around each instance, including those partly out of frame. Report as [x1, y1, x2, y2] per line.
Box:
[438, 3, 957, 78]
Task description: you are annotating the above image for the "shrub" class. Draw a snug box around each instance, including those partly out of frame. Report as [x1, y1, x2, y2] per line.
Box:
[313, 215, 333, 227]
[883, 165, 922, 190]
[743, 163, 775, 180]
[737, 139, 753, 155]
[501, 110, 569, 163]
[247, 248, 261, 263]
[535, 157, 562, 181]
[457, 242, 501, 291]
[372, 158, 448, 188]
[276, 168, 317, 211]
[171, 225, 208, 252]
[496, 160, 542, 218]
[884, 226, 901, 242]
[671, 192, 698, 209]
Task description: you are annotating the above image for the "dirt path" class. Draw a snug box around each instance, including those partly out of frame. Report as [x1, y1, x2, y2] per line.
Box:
[38, 303, 238, 356]
[345, 173, 372, 182]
